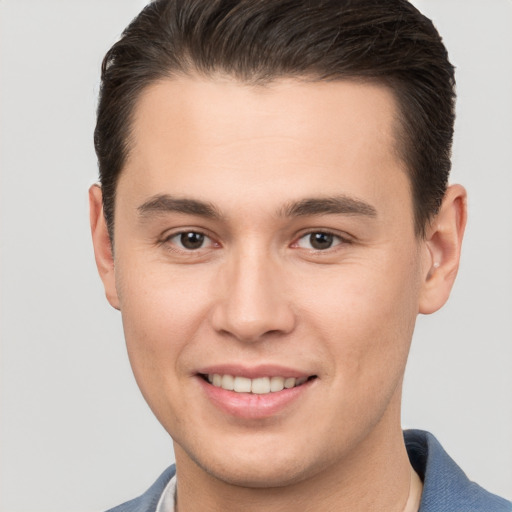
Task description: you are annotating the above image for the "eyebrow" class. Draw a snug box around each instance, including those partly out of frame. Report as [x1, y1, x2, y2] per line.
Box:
[137, 195, 222, 220]
[137, 193, 377, 221]
[280, 196, 377, 218]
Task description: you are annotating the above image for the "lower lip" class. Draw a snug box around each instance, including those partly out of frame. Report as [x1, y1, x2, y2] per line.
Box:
[198, 377, 313, 419]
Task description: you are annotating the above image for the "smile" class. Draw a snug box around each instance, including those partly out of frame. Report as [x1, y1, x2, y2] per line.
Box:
[203, 374, 312, 394]
[206, 373, 308, 395]
[197, 369, 317, 419]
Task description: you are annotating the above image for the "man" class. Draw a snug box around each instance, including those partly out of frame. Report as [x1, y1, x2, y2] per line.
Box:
[89, 0, 511, 510]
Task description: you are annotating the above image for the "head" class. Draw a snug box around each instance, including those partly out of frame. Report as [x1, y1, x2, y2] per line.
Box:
[90, 0, 466, 496]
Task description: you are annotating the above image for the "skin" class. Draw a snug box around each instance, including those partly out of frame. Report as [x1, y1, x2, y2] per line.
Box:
[90, 77, 466, 511]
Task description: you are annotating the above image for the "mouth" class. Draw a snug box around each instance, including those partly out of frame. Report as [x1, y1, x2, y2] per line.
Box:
[199, 373, 317, 395]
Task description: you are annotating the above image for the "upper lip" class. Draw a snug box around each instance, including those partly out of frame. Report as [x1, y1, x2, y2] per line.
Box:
[196, 364, 314, 379]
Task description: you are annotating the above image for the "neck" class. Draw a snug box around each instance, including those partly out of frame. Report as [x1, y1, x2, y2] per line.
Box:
[403, 467, 423, 512]
[174, 394, 419, 512]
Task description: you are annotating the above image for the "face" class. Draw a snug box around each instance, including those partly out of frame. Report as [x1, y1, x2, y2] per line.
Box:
[98, 77, 433, 487]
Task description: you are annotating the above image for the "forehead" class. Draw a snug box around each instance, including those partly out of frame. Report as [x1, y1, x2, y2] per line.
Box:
[129, 75, 401, 164]
[120, 76, 411, 225]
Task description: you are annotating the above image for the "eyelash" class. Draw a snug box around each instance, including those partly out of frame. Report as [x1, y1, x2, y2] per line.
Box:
[160, 228, 351, 255]
[292, 230, 351, 252]
[160, 230, 218, 254]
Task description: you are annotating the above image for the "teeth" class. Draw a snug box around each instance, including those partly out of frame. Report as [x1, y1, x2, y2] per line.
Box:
[221, 374, 234, 391]
[233, 376, 251, 393]
[270, 376, 285, 392]
[284, 377, 296, 389]
[207, 374, 309, 394]
[251, 377, 270, 394]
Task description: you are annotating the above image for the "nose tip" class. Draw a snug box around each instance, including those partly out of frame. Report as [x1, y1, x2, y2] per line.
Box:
[210, 258, 296, 343]
[212, 306, 295, 342]
[216, 316, 289, 343]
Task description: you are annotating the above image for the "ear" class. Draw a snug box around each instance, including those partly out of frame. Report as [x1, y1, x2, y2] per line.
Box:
[89, 184, 120, 310]
[419, 184, 467, 315]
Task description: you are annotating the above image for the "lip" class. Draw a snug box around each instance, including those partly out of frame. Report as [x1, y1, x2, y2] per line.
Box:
[195, 365, 316, 420]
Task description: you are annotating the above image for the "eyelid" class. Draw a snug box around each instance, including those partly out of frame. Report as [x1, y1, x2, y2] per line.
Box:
[158, 227, 352, 253]
[291, 229, 352, 251]
[160, 228, 220, 253]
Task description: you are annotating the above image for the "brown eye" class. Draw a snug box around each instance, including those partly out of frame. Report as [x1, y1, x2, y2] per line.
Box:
[180, 232, 205, 249]
[167, 231, 209, 250]
[309, 233, 334, 250]
[296, 232, 342, 250]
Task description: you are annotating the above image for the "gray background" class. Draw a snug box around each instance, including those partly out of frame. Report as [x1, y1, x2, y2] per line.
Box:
[1, 1, 511, 510]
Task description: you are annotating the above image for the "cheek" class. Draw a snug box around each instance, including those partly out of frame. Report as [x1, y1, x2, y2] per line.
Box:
[115, 259, 214, 387]
[302, 251, 421, 388]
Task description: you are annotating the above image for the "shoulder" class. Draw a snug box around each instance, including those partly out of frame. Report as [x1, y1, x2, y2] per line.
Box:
[404, 430, 511, 512]
[105, 465, 176, 512]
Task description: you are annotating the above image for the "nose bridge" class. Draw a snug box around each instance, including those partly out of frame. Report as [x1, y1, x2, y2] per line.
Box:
[211, 241, 295, 341]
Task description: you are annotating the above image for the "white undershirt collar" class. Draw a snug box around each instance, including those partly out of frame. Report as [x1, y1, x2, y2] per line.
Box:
[155, 474, 177, 512]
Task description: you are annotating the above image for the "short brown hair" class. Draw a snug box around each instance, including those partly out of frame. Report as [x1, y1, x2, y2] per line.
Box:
[94, 0, 455, 238]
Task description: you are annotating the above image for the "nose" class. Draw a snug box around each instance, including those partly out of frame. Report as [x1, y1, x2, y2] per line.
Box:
[210, 248, 296, 342]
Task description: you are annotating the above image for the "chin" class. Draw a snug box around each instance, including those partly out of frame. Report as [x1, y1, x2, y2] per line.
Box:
[178, 433, 334, 489]
[199, 457, 312, 489]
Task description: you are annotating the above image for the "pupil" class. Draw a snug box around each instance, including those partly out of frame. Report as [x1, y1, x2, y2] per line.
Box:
[310, 233, 333, 250]
[181, 232, 204, 249]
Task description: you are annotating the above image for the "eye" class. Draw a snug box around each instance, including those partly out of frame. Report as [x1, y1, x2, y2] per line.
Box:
[167, 231, 213, 251]
[296, 232, 343, 250]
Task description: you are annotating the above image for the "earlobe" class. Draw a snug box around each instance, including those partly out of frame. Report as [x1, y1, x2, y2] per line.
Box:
[89, 184, 120, 310]
[419, 184, 467, 315]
